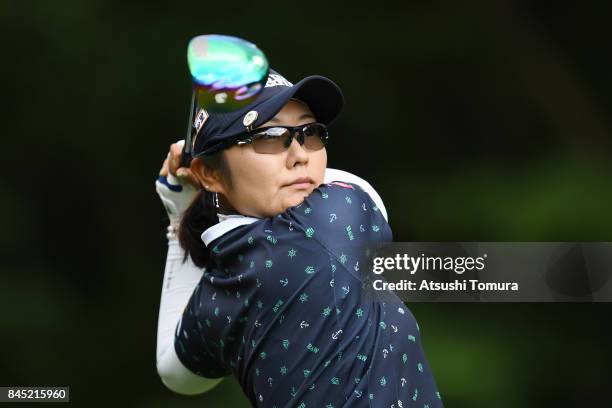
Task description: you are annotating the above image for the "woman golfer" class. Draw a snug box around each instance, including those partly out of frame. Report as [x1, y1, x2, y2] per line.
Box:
[155, 69, 443, 407]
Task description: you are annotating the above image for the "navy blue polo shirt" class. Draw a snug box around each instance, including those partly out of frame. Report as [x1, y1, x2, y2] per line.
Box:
[174, 182, 443, 407]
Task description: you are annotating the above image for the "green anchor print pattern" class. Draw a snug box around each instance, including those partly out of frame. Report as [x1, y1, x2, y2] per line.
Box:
[174, 182, 443, 407]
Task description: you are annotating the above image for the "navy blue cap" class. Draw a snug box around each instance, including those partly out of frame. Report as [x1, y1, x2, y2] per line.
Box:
[192, 69, 344, 156]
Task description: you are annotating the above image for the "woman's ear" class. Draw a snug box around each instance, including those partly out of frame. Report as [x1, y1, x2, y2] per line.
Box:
[191, 158, 227, 195]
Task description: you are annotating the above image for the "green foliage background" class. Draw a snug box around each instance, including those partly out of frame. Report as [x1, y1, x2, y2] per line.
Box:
[1, 1, 611, 406]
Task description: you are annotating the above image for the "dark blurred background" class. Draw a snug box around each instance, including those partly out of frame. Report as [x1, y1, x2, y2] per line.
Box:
[2, 0, 611, 406]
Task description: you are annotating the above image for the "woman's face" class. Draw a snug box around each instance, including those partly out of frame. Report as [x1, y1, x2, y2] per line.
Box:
[211, 99, 327, 218]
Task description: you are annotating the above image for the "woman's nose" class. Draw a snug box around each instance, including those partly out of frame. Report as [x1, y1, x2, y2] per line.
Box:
[286, 136, 309, 167]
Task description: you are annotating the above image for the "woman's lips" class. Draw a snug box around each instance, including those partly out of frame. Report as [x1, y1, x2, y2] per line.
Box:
[288, 182, 313, 190]
[284, 177, 314, 190]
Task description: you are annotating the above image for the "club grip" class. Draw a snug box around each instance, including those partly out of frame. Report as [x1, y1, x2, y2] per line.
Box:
[180, 147, 192, 168]
[181, 90, 196, 168]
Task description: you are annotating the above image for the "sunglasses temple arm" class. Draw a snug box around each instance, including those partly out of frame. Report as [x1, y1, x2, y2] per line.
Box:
[180, 90, 196, 168]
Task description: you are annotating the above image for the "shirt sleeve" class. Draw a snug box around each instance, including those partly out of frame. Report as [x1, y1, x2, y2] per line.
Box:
[284, 181, 393, 252]
[173, 276, 232, 379]
[324, 167, 389, 222]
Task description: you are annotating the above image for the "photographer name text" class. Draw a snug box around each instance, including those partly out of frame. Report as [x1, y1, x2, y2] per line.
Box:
[372, 279, 519, 291]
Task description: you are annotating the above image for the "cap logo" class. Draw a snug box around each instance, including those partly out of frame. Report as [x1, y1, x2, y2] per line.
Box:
[243, 110, 258, 128]
[265, 74, 293, 88]
[193, 108, 209, 135]
[191, 108, 209, 150]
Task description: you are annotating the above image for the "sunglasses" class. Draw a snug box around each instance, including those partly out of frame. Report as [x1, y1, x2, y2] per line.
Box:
[235, 122, 329, 154]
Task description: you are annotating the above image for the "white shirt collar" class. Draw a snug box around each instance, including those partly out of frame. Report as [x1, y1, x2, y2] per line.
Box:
[200, 213, 260, 247]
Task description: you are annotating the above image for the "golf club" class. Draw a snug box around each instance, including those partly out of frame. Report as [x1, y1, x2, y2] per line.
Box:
[180, 34, 269, 167]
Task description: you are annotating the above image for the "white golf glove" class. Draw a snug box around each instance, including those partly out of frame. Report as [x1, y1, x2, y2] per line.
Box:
[155, 141, 199, 239]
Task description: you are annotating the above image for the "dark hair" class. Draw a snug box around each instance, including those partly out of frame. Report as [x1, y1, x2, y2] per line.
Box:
[178, 152, 232, 268]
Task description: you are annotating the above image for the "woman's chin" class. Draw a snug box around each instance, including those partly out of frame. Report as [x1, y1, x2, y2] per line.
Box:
[282, 192, 309, 211]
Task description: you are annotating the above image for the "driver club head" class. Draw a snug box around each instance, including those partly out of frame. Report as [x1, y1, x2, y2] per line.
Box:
[181, 34, 269, 167]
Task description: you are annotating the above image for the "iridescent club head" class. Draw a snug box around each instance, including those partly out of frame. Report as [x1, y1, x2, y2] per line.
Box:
[187, 34, 269, 113]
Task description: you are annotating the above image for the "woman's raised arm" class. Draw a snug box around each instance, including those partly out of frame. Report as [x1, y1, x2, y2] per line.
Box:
[155, 235, 224, 395]
[154, 142, 225, 394]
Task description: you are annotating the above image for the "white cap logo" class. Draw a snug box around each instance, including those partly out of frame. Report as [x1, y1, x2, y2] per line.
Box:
[193, 109, 209, 134]
[192, 108, 209, 149]
[265, 74, 293, 88]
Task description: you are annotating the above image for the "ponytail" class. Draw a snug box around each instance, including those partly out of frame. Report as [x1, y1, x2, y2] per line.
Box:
[177, 152, 232, 268]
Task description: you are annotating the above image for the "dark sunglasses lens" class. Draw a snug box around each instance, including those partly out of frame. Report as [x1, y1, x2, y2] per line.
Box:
[303, 124, 328, 150]
[251, 127, 291, 153]
[249, 124, 328, 154]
